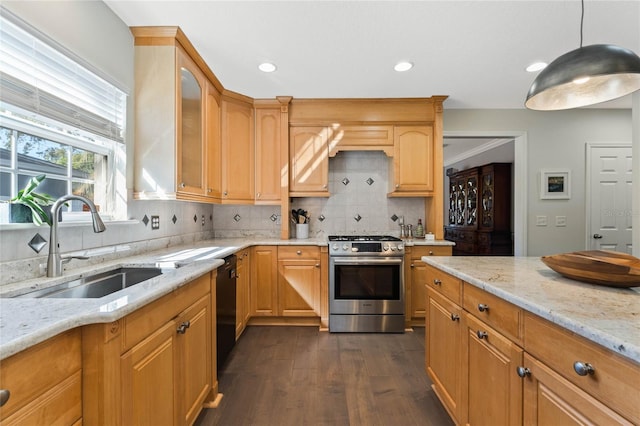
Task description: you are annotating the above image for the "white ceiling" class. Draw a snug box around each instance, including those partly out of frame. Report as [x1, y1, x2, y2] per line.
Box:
[103, 0, 640, 109]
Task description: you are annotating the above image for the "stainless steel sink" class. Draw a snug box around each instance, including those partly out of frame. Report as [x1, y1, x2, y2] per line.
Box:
[16, 267, 165, 299]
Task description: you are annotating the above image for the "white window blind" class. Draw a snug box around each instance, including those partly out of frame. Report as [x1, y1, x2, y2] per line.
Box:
[0, 14, 126, 143]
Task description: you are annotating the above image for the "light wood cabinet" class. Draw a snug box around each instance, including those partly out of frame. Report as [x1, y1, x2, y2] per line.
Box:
[463, 312, 523, 426]
[83, 272, 215, 426]
[0, 329, 82, 425]
[255, 106, 282, 203]
[206, 81, 222, 200]
[132, 28, 218, 203]
[289, 126, 329, 196]
[221, 98, 255, 203]
[236, 248, 251, 338]
[389, 125, 434, 196]
[425, 266, 640, 425]
[277, 246, 321, 317]
[426, 288, 464, 424]
[250, 246, 279, 316]
[405, 245, 452, 326]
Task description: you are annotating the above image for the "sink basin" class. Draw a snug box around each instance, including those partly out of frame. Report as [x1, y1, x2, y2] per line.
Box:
[16, 267, 164, 299]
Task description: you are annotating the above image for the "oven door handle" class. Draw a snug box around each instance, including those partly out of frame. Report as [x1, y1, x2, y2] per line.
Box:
[332, 257, 404, 265]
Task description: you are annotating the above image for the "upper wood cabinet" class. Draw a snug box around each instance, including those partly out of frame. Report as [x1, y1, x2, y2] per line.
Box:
[221, 98, 255, 203]
[206, 81, 222, 200]
[132, 28, 220, 203]
[389, 125, 434, 196]
[289, 126, 329, 196]
[255, 106, 282, 203]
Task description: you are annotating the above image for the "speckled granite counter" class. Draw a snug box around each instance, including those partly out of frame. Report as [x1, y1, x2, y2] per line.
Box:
[0, 237, 328, 360]
[421, 256, 640, 365]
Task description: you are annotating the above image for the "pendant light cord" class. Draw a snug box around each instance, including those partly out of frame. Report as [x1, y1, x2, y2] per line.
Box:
[580, 0, 584, 48]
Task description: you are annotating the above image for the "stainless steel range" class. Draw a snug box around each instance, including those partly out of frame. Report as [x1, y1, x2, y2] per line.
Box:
[328, 235, 405, 333]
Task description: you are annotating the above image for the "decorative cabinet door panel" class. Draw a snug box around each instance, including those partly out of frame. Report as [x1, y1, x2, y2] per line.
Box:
[290, 126, 329, 194]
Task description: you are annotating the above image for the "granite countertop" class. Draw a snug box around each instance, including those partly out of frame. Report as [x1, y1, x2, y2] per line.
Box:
[0, 236, 452, 360]
[421, 256, 640, 365]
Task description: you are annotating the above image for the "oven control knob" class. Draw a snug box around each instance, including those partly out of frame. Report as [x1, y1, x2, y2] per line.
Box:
[342, 244, 349, 251]
[383, 244, 390, 251]
[332, 244, 339, 251]
[390, 245, 396, 251]
[397, 244, 404, 251]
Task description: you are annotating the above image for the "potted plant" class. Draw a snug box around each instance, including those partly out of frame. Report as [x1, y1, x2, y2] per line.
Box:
[5, 175, 56, 226]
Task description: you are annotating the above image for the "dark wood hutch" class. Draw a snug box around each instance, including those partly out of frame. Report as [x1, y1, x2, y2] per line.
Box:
[444, 162, 513, 255]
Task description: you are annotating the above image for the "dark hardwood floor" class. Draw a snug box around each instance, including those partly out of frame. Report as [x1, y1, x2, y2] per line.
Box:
[195, 326, 454, 426]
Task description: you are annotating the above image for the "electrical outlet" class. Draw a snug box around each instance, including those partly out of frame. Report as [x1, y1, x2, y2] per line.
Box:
[151, 215, 160, 230]
[201, 215, 205, 226]
[536, 215, 547, 226]
[555, 216, 567, 227]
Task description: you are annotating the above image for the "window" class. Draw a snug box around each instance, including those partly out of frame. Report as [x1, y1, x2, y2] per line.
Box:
[0, 11, 126, 222]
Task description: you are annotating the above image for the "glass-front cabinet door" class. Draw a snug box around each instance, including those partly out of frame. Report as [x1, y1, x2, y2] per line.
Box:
[176, 48, 206, 197]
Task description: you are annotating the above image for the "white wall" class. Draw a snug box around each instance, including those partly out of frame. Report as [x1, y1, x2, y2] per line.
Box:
[443, 108, 633, 256]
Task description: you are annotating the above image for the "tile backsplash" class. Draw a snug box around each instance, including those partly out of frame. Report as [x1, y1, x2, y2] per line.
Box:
[291, 151, 425, 237]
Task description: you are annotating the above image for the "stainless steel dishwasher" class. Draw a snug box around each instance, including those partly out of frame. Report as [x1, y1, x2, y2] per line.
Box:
[216, 254, 237, 372]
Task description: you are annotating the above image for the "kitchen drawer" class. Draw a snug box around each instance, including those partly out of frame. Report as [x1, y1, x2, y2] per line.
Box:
[424, 264, 462, 305]
[463, 283, 523, 343]
[278, 245, 320, 260]
[0, 329, 82, 422]
[412, 246, 452, 257]
[524, 312, 640, 424]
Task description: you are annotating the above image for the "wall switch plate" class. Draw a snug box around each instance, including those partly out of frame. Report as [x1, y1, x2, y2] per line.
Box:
[536, 215, 547, 226]
[555, 216, 567, 227]
[151, 215, 160, 230]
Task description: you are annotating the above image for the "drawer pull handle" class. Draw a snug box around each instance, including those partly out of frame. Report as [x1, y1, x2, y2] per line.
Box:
[478, 303, 490, 312]
[433, 279, 442, 286]
[410, 263, 415, 267]
[516, 366, 531, 378]
[573, 361, 595, 376]
[315, 263, 320, 268]
[296, 250, 302, 255]
[176, 321, 191, 334]
[450, 313, 460, 321]
[429, 250, 434, 255]
[0, 389, 10, 407]
[476, 330, 488, 339]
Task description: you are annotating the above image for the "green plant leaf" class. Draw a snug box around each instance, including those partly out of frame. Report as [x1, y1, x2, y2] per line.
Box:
[18, 198, 51, 226]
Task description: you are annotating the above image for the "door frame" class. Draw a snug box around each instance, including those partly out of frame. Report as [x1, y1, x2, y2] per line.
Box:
[584, 142, 632, 251]
[443, 130, 527, 256]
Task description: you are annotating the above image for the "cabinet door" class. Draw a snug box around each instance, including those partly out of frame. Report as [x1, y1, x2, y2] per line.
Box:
[236, 249, 250, 338]
[391, 126, 433, 193]
[289, 126, 329, 195]
[221, 99, 255, 202]
[255, 107, 281, 203]
[426, 289, 464, 424]
[409, 256, 428, 320]
[521, 353, 633, 425]
[177, 295, 212, 426]
[250, 246, 278, 316]
[176, 48, 207, 197]
[206, 81, 222, 200]
[121, 321, 178, 426]
[277, 259, 320, 316]
[463, 313, 523, 426]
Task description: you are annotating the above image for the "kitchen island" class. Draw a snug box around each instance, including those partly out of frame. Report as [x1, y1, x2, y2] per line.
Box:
[422, 255, 640, 425]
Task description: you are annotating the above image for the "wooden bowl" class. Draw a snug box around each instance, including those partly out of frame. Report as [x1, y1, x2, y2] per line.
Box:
[540, 250, 640, 288]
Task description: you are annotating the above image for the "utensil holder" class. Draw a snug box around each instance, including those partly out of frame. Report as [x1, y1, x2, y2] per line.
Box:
[296, 223, 309, 239]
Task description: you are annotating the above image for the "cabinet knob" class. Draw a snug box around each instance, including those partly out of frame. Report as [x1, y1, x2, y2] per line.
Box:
[395, 184, 400, 189]
[0, 389, 10, 407]
[223, 191, 228, 196]
[516, 366, 531, 378]
[176, 321, 191, 334]
[410, 263, 415, 268]
[323, 184, 328, 189]
[573, 361, 595, 376]
[476, 330, 488, 340]
[450, 313, 460, 321]
[478, 303, 490, 312]
[433, 279, 442, 285]
[207, 188, 212, 193]
[296, 250, 302, 255]
[429, 251, 434, 255]
[257, 192, 261, 198]
[179, 182, 186, 188]
[315, 263, 320, 268]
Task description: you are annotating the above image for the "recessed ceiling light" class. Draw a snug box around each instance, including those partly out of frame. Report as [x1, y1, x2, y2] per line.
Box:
[258, 62, 277, 73]
[394, 61, 413, 72]
[526, 62, 548, 72]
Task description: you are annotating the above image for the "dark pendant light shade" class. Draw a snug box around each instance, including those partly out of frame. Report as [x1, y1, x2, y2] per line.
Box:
[525, 44, 640, 110]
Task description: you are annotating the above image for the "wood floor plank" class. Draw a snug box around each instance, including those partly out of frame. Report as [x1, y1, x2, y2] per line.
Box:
[195, 326, 453, 426]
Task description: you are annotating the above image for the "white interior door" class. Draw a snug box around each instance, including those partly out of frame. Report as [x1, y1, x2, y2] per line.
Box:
[587, 144, 632, 253]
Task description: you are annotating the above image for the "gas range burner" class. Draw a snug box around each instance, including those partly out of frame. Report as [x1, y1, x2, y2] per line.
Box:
[328, 235, 402, 242]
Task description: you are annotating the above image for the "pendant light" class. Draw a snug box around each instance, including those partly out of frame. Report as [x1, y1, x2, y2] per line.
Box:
[525, 0, 640, 110]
